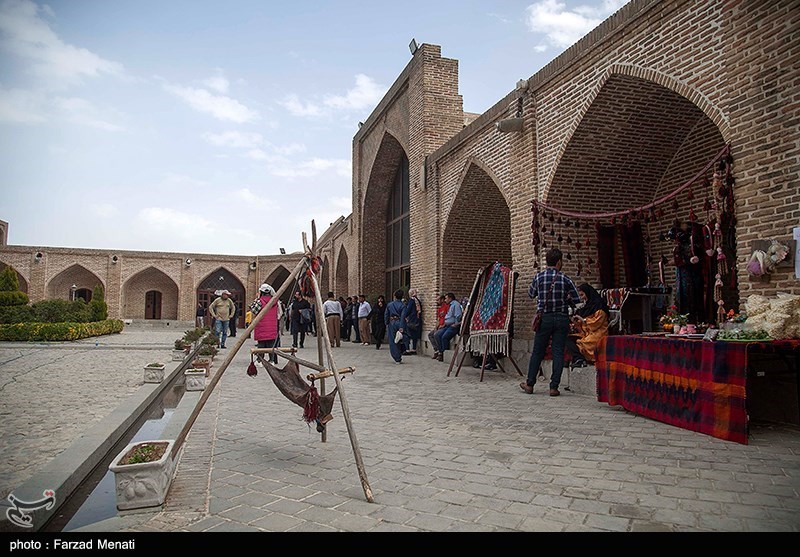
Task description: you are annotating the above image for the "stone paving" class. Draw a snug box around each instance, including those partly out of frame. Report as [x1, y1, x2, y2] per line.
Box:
[2, 323, 799, 532]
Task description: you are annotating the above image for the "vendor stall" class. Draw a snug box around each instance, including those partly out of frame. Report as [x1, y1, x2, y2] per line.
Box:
[596, 335, 800, 444]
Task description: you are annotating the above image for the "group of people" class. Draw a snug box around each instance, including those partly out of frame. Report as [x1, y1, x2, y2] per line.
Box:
[203, 247, 608, 398]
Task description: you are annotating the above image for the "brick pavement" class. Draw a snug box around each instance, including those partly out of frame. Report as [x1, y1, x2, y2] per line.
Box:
[2, 325, 798, 532]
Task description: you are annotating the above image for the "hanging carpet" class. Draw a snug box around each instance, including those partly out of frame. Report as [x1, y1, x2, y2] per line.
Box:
[466, 262, 514, 356]
[256, 357, 338, 425]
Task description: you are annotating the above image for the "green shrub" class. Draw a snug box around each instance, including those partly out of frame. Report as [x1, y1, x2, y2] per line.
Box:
[0, 266, 19, 292]
[0, 319, 124, 341]
[0, 305, 35, 324]
[90, 284, 108, 322]
[31, 299, 92, 323]
[0, 291, 30, 307]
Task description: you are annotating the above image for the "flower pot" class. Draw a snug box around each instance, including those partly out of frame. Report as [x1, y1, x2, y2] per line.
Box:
[184, 369, 206, 391]
[172, 349, 187, 361]
[191, 359, 211, 376]
[143, 364, 166, 383]
[109, 440, 177, 511]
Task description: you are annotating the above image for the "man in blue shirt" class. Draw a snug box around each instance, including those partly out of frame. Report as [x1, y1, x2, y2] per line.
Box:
[432, 292, 462, 362]
[521, 248, 580, 396]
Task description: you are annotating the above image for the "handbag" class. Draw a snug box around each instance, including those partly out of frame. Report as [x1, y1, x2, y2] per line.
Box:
[531, 272, 558, 333]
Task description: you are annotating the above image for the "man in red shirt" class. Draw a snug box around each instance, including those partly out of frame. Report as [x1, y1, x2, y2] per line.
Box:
[428, 295, 449, 359]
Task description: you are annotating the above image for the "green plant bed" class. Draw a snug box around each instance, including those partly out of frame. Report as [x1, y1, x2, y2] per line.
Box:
[0, 319, 124, 341]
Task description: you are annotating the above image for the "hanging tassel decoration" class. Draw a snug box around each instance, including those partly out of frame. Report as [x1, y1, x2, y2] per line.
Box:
[303, 384, 320, 424]
[716, 247, 728, 277]
[714, 273, 723, 302]
[247, 353, 258, 377]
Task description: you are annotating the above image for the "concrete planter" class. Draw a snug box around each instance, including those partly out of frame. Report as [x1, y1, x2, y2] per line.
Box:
[109, 440, 177, 511]
[172, 349, 188, 361]
[143, 364, 166, 383]
[191, 359, 211, 376]
[184, 369, 206, 391]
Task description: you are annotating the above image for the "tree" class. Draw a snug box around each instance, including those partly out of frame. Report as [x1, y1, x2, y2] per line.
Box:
[90, 284, 108, 322]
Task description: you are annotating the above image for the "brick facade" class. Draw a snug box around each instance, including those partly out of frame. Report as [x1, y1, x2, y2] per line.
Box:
[319, 0, 800, 362]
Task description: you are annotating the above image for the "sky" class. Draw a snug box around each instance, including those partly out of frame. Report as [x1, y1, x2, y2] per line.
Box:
[0, 0, 629, 256]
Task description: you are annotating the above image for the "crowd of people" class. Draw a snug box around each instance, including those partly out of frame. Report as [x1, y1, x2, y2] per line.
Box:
[203, 247, 608, 396]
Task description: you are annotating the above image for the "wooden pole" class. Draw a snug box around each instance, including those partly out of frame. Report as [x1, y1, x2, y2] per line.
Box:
[312, 221, 329, 443]
[170, 256, 308, 459]
[304, 252, 374, 502]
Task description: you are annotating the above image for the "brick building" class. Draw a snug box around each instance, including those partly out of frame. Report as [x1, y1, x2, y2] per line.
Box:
[1, 0, 798, 357]
[317, 0, 799, 361]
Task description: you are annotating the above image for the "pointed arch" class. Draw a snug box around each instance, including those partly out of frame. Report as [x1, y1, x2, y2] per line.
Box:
[321, 255, 331, 297]
[122, 266, 179, 320]
[336, 245, 349, 297]
[263, 265, 292, 306]
[442, 163, 512, 299]
[545, 71, 731, 323]
[197, 267, 246, 326]
[361, 131, 409, 299]
[47, 264, 104, 301]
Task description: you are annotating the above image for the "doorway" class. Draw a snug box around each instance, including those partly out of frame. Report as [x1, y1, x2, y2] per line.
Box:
[145, 290, 162, 320]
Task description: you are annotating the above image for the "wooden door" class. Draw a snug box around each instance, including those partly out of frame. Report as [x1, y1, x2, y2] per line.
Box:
[145, 290, 162, 320]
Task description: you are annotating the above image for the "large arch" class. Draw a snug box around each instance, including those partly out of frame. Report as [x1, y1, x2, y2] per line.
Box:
[0, 261, 28, 294]
[442, 162, 512, 300]
[197, 267, 246, 327]
[263, 265, 292, 307]
[122, 267, 179, 320]
[46, 264, 104, 301]
[321, 255, 330, 297]
[361, 131, 408, 299]
[336, 246, 349, 298]
[546, 73, 730, 327]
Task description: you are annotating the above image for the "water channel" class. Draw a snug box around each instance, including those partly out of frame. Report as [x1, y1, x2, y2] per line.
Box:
[42, 380, 187, 532]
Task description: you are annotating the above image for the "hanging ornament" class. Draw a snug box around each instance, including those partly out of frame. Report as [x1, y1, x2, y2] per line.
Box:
[548, 213, 554, 222]
[657, 208, 665, 219]
[717, 298, 726, 327]
[542, 240, 548, 249]
[689, 208, 697, 222]
[557, 234, 563, 243]
[672, 198, 679, 213]
[577, 262, 583, 276]
[557, 216, 563, 225]
[565, 219, 572, 228]
[575, 241, 582, 250]
[566, 236, 573, 245]
[542, 224, 547, 233]
[716, 247, 728, 277]
[566, 253, 572, 260]
[687, 189, 694, 201]
[585, 238, 592, 248]
[549, 229, 555, 237]
[703, 198, 712, 213]
[587, 257, 594, 265]
[714, 273, 723, 302]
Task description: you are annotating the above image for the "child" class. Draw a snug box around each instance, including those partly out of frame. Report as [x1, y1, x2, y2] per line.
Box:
[245, 308, 253, 338]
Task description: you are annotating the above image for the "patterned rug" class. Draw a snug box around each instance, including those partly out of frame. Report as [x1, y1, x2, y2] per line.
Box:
[466, 262, 514, 356]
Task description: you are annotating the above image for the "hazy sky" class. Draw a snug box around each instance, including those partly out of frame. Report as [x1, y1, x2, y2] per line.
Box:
[0, 0, 628, 256]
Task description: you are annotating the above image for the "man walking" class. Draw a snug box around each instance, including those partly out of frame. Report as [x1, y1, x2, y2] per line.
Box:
[208, 290, 235, 349]
[520, 248, 580, 397]
[323, 291, 343, 347]
[357, 294, 372, 345]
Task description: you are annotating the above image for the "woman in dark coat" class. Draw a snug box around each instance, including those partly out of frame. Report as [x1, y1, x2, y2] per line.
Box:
[370, 295, 387, 350]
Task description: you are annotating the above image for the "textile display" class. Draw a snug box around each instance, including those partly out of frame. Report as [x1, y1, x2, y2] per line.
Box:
[257, 358, 338, 425]
[466, 262, 514, 356]
[596, 337, 800, 444]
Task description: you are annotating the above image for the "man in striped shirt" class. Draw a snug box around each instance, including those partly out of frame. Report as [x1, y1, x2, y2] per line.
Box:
[521, 248, 580, 397]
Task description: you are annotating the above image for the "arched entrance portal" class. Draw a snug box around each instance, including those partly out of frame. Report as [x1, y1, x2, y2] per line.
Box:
[47, 264, 103, 301]
[0, 262, 28, 294]
[197, 268, 246, 328]
[361, 132, 408, 299]
[442, 163, 512, 301]
[122, 267, 179, 320]
[336, 246, 349, 298]
[264, 265, 292, 308]
[547, 73, 732, 329]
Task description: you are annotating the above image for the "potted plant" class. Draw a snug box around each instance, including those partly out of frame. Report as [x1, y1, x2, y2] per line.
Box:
[184, 368, 206, 391]
[108, 440, 177, 510]
[191, 357, 211, 376]
[197, 344, 217, 360]
[143, 362, 166, 383]
[172, 339, 191, 360]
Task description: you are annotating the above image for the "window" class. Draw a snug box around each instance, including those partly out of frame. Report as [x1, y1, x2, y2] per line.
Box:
[386, 155, 410, 296]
